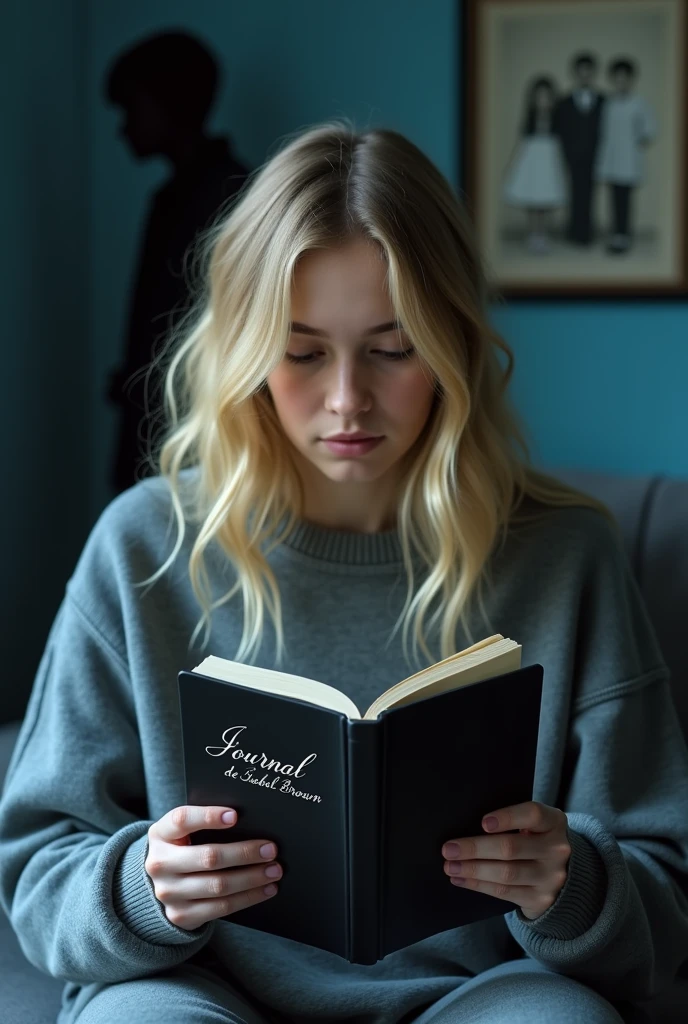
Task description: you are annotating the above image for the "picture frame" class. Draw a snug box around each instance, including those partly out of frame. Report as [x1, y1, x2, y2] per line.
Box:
[461, 0, 688, 298]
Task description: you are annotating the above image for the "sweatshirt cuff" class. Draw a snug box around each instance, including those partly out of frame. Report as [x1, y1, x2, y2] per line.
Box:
[112, 830, 214, 946]
[506, 813, 629, 963]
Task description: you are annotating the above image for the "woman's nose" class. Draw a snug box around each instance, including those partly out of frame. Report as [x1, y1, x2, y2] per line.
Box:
[324, 362, 372, 417]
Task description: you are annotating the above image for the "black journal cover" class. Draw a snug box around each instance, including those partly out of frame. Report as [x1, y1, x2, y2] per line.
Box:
[178, 663, 544, 964]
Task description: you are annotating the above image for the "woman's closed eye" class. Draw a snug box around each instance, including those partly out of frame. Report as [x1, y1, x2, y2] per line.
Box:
[285, 348, 415, 365]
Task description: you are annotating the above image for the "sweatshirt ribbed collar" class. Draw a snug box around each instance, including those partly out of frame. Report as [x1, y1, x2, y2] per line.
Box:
[277, 516, 406, 566]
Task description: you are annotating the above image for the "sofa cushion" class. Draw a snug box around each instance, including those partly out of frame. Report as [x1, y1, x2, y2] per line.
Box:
[552, 470, 688, 740]
[0, 913, 64, 1024]
[0, 722, 64, 1023]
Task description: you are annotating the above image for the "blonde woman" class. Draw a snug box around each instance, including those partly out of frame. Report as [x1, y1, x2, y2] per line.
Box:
[1, 120, 687, 1024]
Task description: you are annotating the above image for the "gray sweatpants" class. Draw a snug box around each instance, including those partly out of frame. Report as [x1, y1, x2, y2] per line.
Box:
[60, 958, 638, 1024]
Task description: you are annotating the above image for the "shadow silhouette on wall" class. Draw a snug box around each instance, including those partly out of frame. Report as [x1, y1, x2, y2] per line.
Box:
[104, 30, 251, 494]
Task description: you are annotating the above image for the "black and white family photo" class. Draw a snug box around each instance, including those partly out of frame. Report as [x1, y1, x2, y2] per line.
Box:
[503, 52, 656, 256]
[463, 0, 688, 297]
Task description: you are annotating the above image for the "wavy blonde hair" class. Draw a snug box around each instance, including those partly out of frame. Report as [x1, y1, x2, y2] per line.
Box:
[143, 117, 613, 670]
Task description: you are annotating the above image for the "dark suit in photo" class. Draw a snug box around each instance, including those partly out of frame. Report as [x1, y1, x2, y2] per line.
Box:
[553, 89, 605, 245]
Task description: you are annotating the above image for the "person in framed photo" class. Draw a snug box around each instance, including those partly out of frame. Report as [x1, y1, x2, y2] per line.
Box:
[594, 57, 658, 255]
[502, 75, 568, 254]
[553, 52, 606, 247]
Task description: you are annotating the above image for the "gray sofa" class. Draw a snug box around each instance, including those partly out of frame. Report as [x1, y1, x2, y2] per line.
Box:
[1, 468, 687, 1023]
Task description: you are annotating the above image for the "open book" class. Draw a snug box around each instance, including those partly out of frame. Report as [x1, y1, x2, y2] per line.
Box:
[191, 633, 523, 720]
[177, 634, 543, 963]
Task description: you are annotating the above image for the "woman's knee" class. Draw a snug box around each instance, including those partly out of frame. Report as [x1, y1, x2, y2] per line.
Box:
[474, 965, 625, 1024]
[414, 960, 625, 1024]
[67, 965, 273, 1024]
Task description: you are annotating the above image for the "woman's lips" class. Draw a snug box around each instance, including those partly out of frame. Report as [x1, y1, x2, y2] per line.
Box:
[320, 437, 384, 457]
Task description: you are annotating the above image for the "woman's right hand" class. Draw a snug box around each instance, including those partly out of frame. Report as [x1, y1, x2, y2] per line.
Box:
[145, 805, 281, 930]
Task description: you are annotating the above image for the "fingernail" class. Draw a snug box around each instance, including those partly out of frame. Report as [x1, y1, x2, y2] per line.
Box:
[444, 842, 461, 858]
[221, 810, 236, 824]
[264, 884, 278, 896]
[483, 816, 499, 831]
[260, 843, 277, 859]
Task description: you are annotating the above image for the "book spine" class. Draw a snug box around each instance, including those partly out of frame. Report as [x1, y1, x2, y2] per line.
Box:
[346, 718, 382, 964]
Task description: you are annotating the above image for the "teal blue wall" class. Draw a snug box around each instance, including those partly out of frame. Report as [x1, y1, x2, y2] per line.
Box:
[493, 305, 688, 476]
[3, 0, 90, 721]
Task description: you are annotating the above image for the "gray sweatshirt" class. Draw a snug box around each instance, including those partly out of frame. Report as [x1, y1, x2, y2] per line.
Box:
[1, 473, 688, 1024]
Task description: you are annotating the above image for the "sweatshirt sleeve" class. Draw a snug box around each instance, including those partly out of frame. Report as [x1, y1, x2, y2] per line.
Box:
[506, 515, 688, 1004]
[0, 584, 215, 984]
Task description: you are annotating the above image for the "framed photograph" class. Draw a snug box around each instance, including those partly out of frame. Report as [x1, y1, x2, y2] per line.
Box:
[462, 0, 688, 297]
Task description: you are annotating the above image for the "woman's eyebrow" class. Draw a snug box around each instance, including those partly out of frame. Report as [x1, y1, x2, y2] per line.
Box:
[288, 320, 402, 337]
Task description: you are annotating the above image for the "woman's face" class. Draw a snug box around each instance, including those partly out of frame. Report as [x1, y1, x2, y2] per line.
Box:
[534, 85, 553, 112]
[266, 237, 436, 502]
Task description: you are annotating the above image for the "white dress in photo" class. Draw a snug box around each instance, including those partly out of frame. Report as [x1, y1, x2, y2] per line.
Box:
[502, 112, 567, 208]
[594, 93, 657, 185]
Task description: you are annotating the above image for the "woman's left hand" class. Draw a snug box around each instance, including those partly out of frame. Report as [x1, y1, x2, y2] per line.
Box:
[441, 801, 572, 920]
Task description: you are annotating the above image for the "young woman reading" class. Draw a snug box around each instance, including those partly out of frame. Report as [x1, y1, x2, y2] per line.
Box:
[1, 120, 687, 1024]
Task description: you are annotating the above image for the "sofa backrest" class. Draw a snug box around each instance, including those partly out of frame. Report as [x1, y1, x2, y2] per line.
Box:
[554, 469, 688, 739]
